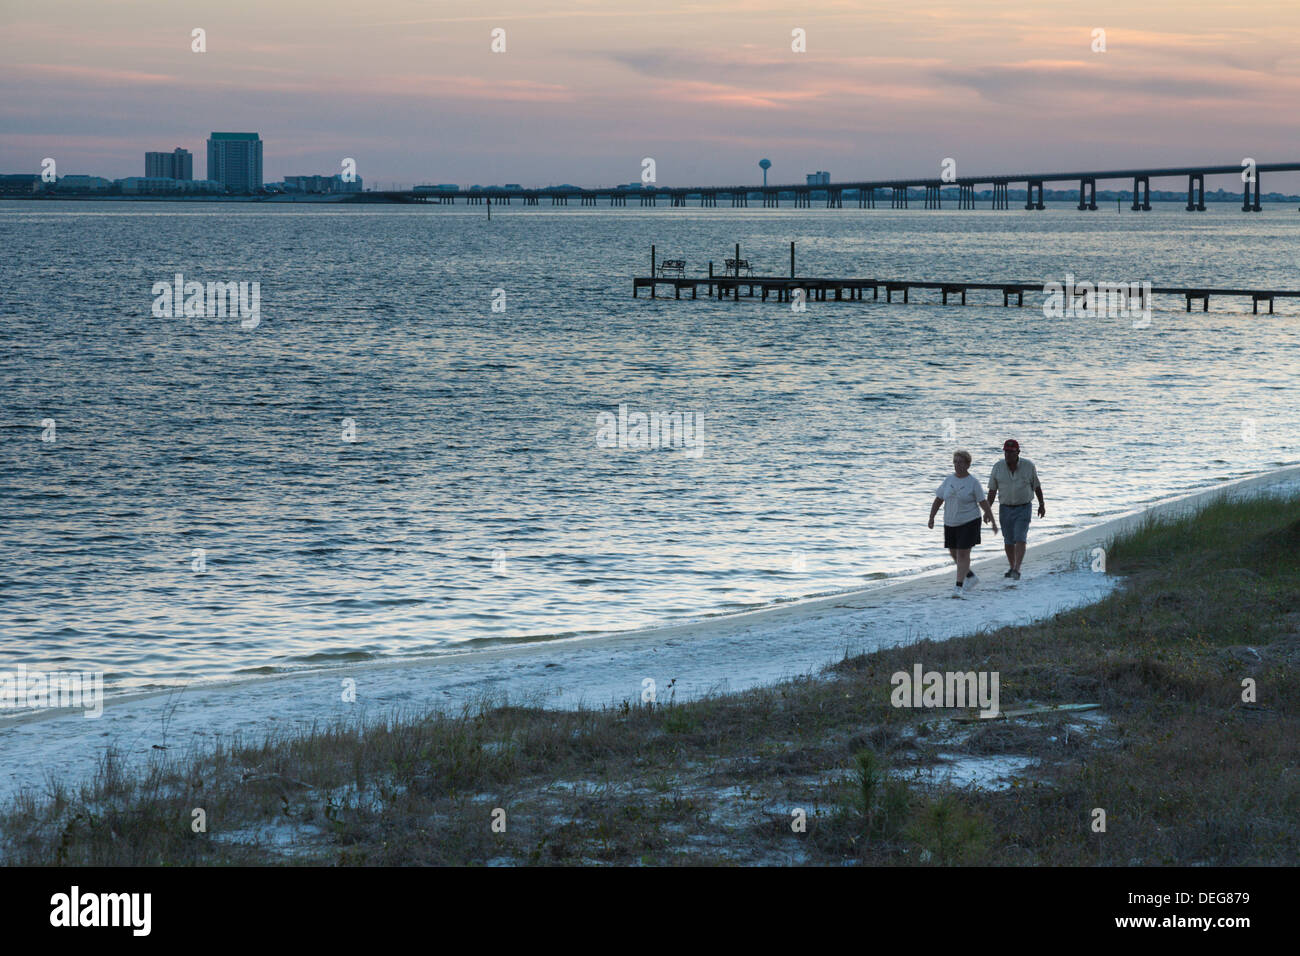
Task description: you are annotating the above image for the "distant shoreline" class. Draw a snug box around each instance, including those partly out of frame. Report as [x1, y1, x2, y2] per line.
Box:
[5, 195, 1300, 206]
[0, 194, 376, 204]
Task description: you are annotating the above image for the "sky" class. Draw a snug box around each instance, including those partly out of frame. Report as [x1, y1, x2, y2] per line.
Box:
[4, 0, 1300, 190]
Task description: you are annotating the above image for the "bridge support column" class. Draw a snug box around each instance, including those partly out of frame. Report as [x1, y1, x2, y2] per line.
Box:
[1025, 180, 1045, 210]
[859, 187, 876, 209]
[991, 182, 1008, 209]
[1131, 176, 1150, 210]
[1078, 177, 1097, 210]
[892, 186, 908, 208]
[826, 188, 842, 208]
[1243, 173, 1261, 211]
[762, 191, 778, 207]
[1186, 174, 1205, 211]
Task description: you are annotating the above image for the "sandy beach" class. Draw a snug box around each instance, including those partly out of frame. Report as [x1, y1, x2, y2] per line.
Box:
[3, 465, 1298, 806]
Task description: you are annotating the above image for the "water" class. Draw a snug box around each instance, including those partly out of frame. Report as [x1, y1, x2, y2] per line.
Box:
[2, 201, 1298, 697]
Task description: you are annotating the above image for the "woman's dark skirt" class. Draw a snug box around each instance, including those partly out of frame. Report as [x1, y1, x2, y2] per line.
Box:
[944, 517, 982, 550]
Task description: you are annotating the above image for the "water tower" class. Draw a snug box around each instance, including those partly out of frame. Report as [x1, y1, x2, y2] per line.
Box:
[759, 158, 771, 187]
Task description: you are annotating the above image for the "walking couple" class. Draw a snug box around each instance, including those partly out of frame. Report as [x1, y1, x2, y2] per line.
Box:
[927, 439, 1046, 598]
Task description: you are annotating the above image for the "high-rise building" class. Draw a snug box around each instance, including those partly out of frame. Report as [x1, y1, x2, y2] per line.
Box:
[806, 171, 831, 186]
[206, 132, 263, 193]
[145, 148, 193, 180]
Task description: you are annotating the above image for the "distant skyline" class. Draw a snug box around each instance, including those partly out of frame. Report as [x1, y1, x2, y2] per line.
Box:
[5, 0, 1300, 191]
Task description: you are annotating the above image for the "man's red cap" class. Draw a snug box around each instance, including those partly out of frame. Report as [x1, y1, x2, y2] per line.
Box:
[1003, 439, 1020, 451]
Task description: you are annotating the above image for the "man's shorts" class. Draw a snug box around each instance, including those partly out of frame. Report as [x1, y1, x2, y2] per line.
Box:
[1000, 503, 1032, 544]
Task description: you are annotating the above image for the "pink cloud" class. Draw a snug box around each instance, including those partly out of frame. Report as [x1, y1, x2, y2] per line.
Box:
[19, 63, 175, 84]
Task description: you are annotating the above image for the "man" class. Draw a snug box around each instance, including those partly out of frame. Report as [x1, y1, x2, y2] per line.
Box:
[984, 439, 1045, 580]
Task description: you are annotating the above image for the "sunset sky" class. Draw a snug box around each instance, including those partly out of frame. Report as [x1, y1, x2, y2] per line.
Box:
[4, 0, 1300, 189]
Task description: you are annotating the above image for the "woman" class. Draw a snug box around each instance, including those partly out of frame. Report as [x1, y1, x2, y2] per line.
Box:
[928, 450, 998, 598]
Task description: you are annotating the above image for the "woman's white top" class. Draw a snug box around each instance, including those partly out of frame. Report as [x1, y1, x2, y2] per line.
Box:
[935, 473, 985, 526]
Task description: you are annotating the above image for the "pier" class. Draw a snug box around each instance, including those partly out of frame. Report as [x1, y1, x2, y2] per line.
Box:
[634, 275, 1294, 313]
[383, 159, 1300, 212]
[633, 245, 1296, 314]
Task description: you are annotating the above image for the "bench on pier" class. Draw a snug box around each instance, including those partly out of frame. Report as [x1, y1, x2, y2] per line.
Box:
[657, 259, 686, 278]
[724, 258, 753, 276]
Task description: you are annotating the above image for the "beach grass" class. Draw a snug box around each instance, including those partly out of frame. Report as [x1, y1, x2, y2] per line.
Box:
[3, 491, 1297, 866]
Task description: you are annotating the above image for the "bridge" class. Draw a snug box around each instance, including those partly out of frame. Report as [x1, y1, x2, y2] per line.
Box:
[374, 160, 1300, 211]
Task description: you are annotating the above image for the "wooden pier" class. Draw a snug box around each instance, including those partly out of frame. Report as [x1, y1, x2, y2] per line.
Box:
[633, 245, 1296, 314]
[633, 274, 1294, 313]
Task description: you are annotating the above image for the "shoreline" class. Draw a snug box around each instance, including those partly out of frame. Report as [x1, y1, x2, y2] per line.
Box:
[6, 462, 1295, 718]
[6, 196, 1300, 206]
[2, 464, 1298, 804]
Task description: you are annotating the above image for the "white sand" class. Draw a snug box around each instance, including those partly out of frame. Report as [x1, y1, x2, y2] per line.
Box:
[2, 466, 1297, 806]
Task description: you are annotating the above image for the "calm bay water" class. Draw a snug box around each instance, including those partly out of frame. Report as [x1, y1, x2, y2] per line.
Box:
[2, 200, 1298, 695]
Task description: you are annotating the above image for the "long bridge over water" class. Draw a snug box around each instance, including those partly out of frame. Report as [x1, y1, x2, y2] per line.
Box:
[376, 160, 1300, 211]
